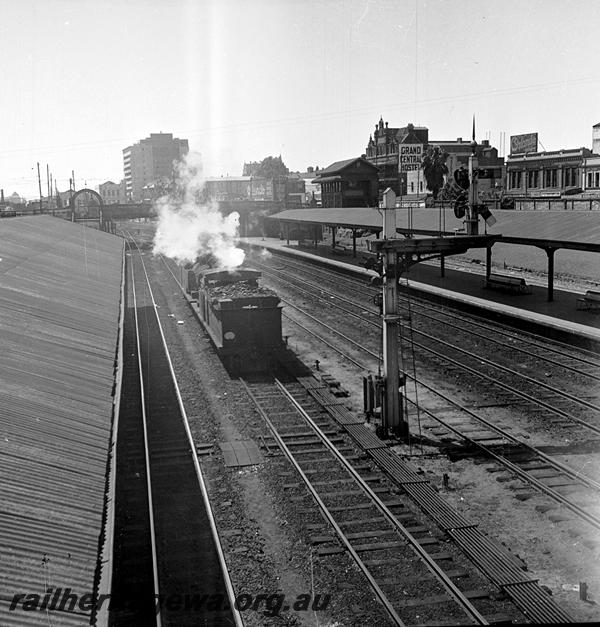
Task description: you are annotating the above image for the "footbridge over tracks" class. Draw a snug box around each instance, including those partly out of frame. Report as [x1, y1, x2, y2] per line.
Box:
[100, 202, 154, 221]
[63, 189, 155, 232]
[268, 206, 600, 302]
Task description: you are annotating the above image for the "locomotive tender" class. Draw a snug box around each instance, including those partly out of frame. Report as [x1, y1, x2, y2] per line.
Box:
[184, 263, 283, 375]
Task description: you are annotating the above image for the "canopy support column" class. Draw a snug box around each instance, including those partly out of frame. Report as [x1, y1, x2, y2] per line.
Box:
[545, 248, 556, 302]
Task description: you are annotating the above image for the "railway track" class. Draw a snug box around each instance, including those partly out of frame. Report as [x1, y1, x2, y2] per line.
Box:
[109, 239, 240, 626]
[251, 266, 600, 537]
[242, 376, 572, 624]
[150, 244, 578, 623]
[253, 250, 600, 375]
[248, 252, 600, 439]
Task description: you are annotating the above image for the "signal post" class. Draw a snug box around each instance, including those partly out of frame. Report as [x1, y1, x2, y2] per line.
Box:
[379, 189, 407, 439]
[370, 188, 500, 441]
[465, 141, 479, 236]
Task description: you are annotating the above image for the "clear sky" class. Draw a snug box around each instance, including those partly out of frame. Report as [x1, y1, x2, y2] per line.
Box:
[3, 0, 600, 199]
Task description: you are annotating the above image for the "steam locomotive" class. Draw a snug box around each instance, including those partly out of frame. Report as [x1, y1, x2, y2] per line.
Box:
[183, 263, 283, 375]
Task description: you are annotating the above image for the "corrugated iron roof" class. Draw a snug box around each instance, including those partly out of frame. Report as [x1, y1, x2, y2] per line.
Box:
[314, 157, 378, 177]
[0, 216, 123, 625]
[268, 207, 600, 246]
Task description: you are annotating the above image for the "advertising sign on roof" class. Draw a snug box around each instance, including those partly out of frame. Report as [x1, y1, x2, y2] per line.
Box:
[399, 144, 423, 172]
[510, 133, 538, 154]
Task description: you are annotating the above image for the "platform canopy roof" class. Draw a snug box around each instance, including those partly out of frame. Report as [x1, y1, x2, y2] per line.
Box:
[269, 207, 600, 252]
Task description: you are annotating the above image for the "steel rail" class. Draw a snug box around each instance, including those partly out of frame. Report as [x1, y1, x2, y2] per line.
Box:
[129, 250, 162, 627]
[127, 233, 244, 627]
[289, 282, 600, 490]
[154, 243, 574, 622]
[156, 245, 600, 525]
[277, 295, 600, 529]
[239, 379, 407, 627]
[273, 379, 490, 626]
[259, 263, 600, 435]
[285, 289, 600, 493]
[251, 252, 600, 367]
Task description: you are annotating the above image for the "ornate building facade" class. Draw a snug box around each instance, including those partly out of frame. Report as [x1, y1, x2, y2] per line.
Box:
[364, 118, 503, 198]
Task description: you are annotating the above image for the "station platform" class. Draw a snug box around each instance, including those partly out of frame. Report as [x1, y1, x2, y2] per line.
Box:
[241, 237, 600, 350]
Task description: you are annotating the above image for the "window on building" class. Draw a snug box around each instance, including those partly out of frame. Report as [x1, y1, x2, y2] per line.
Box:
[564, 167, 578, 187]
[595, 172, 600, 188]
[527, 170, 538, 188]
[410, 182, 414, 193]
[509, 171, 522, 189]
[549, 169, 557, 187]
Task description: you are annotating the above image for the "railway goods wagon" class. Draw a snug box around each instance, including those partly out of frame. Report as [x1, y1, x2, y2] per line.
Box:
[186, 265, 283, 374]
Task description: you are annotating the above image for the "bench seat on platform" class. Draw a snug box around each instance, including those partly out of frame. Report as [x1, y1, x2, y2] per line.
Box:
[484, 273, 532, 294]
[576, 290, 600, 311]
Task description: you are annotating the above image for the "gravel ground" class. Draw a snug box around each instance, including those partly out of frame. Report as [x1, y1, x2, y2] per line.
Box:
[125, 221, 600, 623]
[244, 249, 600, 623]
[141, 253, 395, 626]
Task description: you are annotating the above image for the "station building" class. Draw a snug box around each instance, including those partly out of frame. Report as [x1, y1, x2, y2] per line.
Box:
[310, 157, 379, 208]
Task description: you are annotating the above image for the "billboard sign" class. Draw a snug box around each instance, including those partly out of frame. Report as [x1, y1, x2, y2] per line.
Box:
[510, 133, 538, 155]
[399, 144, 423, 172]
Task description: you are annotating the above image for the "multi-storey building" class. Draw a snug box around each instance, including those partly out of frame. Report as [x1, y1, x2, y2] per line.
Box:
[365, 119, 429, 195]
[583, 155, 600, 193]
[122, 133, 189, 202]
[203, 174, 305, 204]
[364, 119, 503, 197]
[505, 147, 591, 197]
[98, 180, 127, 205]
[593, 122, 600, 155]
[203, 177, 252, 201]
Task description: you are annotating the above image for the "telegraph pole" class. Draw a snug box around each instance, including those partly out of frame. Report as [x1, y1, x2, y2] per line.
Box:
[37, 163, 43, 214]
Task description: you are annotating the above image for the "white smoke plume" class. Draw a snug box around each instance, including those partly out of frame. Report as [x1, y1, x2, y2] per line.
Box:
[152, 151, 245, 269]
